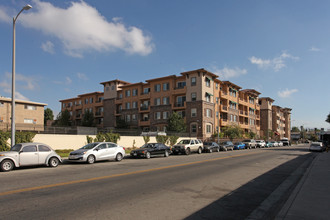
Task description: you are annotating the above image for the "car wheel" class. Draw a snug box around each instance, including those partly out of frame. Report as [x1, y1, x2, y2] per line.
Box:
[87, 155, 95, 164]
[49, 157, 60, 167]
[185, 148, 191, 155]
[224, 148, 228, 151]
[145, 152, 151, 159]
[209, 149, 213, 153]
[164, 151, 169, 157]
[197, 147, 202, 154]
[115, 153, 123, 162]
[216, 147, 220, 152]
[0, 159, 14, 172]
[231, 147, 233, 151]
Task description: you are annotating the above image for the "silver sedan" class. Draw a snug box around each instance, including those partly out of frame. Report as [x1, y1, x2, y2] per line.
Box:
[0, 143, 62, 172]
[68, 142, 125, 164]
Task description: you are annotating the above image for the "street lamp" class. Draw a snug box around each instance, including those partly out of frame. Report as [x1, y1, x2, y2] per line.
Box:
[11, 4, 32, 147]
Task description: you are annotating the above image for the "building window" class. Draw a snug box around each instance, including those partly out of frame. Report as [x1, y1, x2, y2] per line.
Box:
[143, 88, 150, 94]
[206, 109, 212, 118]
[125, 90, 131, 97]
[215, 83, 219, 89]
[216, 111, 219, 118]
[191, 93, 197, 101]
[154, 84, 161, 92]
[205, 77, 211, 87]
[163, 111, 169, 119]
[126, 114, 131, 122]
[155, 112, 161, 120]
[24, 119, 34, 124]
[85, 98, 88, 104]
[229, 88, 237, 97]
[132, 114, 137, 121]
[249, 97, 255, 104]
[25, 105, 37, 110]
[0, 102, 4, 107]
[206, 124, 212, 133]
[205, 93, 211, 102]
[229, 101, 237, 109]
[163, 83, 170, 91]
[132, 101, 138, 109]
[119, 93, 123, 99]
[191, 108, 197, 117]
[216, 97, 219, 104]
[106, 86, 110, 91]
[126, 102, 130, 109]
[89, 98, 93, 104]
[191, 124, 197, 133]
[177, 81, 186, 89]
[154, 98, 161, 106]
[132, 89, 138, 96]
[163, 97, 169, 105]
[191, 77, 196, 86]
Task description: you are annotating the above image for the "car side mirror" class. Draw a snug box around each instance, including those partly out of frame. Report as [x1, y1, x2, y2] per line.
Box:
[94, 148, 99, 151]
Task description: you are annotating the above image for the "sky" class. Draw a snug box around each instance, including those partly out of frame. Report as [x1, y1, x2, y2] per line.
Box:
[0, 0, 329, 130]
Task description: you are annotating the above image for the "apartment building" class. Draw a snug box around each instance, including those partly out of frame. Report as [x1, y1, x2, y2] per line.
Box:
[0, 96, 46, 131]
[259, 97, 292, 140]
[99, 68, 261, 139]
[60, 92, 104, 127]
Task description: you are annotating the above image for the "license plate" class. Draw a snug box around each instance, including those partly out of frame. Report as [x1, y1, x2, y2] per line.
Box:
[133, 153, 137, 156]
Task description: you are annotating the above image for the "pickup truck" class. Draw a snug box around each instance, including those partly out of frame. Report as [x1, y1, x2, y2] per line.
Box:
[172, 139, 203, 155]
[242, 139, 257, 149]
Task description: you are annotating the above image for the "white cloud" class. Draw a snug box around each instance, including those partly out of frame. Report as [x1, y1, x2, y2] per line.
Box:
[277, 88, 298, 98]
[19, 0, 154, 57]
[0, 7, 11, 23]
[209, 66, 247, 79]
[249, 52, 299, 72]
[77, 72, 88, 81]
[53, 76, 72, 85]
[0, 77, 30, 101]
[41, 41, 55, 54]
[309, 47, 321, 52]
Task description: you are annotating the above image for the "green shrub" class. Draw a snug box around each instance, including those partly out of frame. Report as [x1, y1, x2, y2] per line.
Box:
[156, 135, 169, 144]
[0, 131, 10, 151]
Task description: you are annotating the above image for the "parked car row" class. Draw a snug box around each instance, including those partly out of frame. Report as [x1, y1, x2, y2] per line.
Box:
[0, 138, 293, 172]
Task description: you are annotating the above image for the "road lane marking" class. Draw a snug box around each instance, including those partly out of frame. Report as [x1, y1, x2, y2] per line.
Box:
[0, 151, 261, 197]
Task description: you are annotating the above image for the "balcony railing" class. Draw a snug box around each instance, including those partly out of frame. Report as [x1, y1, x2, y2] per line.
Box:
[174, 102, 185, 107]
[140, 106, 149, 111]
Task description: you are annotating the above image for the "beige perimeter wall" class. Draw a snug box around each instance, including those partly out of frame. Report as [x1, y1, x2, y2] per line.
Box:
[34, 134, 186, 150]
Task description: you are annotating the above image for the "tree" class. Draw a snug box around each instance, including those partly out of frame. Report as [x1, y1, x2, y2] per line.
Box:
[167, 112, 186, 132]
[247, 131, 256, 139]
[55, 110, 71, 126]
[156, 135, 169, 144]
[291, 126, 300, 132]
[168, 135, 179, 147]
[326, 113, 330, 124]
[143, 135, 150, 144]
[223, 125, 243, 141]
[82, 111, 95, 127]
[44, 108, 54, 124]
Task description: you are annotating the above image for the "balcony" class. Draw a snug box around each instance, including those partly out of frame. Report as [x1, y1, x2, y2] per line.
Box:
[173, 102, 186, 109]
[139, 119, 150, 126]
[139, 92, 150, 100]
[139, 105, 150, 112]
[221, 105, 228, 111]
[172, 86, 186, 95]
[95, 112, 103, 117]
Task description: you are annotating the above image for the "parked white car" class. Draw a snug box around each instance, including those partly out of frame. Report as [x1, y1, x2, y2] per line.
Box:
[256, 140, 266, 148]
[309, 142, 325, 152]
[69, 142, 125, 164]
[0, 143, 62, 172]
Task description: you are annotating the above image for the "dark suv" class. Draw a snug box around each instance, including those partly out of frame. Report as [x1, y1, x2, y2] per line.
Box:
[219, 141, 234, 151]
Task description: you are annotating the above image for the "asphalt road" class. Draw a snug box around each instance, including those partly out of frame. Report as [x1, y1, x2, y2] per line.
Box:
[0, 144, 315, 220]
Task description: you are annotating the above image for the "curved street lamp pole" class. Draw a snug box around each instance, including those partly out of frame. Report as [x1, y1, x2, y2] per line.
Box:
[11, 4, 32, 147]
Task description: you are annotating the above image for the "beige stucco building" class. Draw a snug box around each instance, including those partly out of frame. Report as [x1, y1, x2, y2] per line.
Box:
[0, 97, 47, 132]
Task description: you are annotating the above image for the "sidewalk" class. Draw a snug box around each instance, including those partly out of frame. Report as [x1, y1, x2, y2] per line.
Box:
[276, 151, 330, 220]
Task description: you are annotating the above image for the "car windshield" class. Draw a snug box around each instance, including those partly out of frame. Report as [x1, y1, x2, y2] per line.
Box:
[10, 144, 22, 152]
[243, 140, 251, 142]
[178, 140, 191, 144]
[141, 144, 155, 148]
[311, 144, 321, 147]
[80, 143, 99, 150]
[234, 142, 241, 145]
[203, 142, 212, 145]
